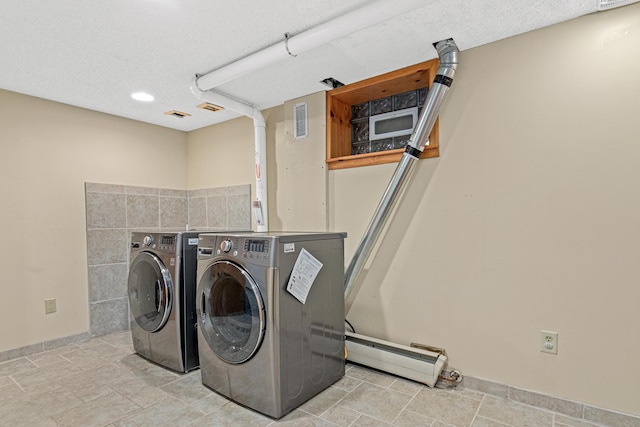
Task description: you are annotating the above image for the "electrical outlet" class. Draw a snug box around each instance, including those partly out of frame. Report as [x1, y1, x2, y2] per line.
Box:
[540, 330, 558, 354]
[44, 298, 57, 314]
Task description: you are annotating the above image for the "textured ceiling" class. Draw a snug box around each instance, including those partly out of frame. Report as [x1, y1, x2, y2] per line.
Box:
[0, 0, 600, 131]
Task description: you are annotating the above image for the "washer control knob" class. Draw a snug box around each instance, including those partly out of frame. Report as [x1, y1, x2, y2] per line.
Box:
[220, 239, 233, 253]
[143, 235, 154, 246]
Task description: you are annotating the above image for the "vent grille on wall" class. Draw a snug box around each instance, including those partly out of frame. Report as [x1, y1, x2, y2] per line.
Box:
[164, 110, 192, 118]
[294, 102, 308, 139]
[598, 0, 640, 9]
[197, 102, 225, 113]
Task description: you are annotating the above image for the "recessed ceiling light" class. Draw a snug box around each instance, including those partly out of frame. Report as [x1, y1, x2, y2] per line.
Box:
[131, 92, 154, 102]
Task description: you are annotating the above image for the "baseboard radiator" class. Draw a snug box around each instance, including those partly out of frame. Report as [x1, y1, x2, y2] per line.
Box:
[345, 331, 447, 387]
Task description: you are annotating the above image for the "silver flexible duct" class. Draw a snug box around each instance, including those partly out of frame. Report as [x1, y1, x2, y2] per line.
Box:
[344, 38, 459, 300]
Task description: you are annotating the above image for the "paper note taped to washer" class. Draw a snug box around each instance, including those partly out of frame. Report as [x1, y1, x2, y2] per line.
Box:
[286, 248, 323, 304]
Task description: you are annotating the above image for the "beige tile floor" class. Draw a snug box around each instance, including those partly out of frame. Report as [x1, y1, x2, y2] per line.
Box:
[0, 332, 612, 427]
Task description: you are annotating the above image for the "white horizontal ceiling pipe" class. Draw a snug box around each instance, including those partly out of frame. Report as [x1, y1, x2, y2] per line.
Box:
[195, 0, 429, 91]
[191, 83, 269, 232]
[192, 0, 429, 233]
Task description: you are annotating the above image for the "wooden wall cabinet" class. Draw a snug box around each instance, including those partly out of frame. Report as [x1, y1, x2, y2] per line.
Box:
[326, 58, 440, 170]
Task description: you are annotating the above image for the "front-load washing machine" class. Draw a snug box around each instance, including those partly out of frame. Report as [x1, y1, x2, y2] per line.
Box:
[128, 231, 200, 373]
[196, 232, 346, 418]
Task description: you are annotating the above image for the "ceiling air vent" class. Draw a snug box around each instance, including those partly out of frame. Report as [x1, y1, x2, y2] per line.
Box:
[197, 102, 225, 113]
[164, 110, 191, 118]
[294, 102, 308, 140]
[320, 77, 344, 89]
[597, 0, 640, 10]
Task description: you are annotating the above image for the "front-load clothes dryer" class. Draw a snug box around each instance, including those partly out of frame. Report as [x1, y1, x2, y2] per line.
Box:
[128, 231, 200, 373]
[196, 232, 346, 419]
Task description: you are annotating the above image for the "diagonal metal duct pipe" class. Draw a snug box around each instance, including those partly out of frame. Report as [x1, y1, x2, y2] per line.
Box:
[344, 39, 459, 300]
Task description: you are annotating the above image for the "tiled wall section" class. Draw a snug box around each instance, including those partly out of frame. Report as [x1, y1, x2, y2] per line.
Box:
[187, 186, 254, 231]
[85, 182, 251, 337]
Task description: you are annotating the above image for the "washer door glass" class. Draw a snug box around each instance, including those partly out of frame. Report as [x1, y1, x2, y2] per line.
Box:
[128, 251, 173, 333]
[198, 260, 265, 364]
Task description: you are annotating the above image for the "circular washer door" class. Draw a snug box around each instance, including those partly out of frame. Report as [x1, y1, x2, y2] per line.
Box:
[197, 260, 265, 364]
[128, 251, 173, 333]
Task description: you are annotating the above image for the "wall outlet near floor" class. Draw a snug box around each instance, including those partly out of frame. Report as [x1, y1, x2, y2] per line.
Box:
[44, 298, 57, 314]
[540, 330, 558, 354]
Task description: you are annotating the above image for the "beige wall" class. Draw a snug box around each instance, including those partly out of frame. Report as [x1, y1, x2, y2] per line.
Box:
[187, 104, 296, 230]
[186, 95, 327, 232]
[2, 3, 639, 417]
[273, 92, 328, 231]
[186, 108, 283, 230]
[0, 90, 187, 352]
[334, 5, 640, 416]
[186, 115, 256, 191]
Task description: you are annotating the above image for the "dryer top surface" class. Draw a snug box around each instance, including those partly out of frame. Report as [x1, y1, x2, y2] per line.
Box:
[199, 231, 347, 243]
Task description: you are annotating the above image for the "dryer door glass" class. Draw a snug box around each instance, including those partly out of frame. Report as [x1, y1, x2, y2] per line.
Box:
[128, 251, 173, 333]
[197, 260, 265, 364]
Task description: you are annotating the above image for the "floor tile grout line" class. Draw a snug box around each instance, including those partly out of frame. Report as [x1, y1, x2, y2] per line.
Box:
[468, 392, 486, 426]
[327, 379, 414, 426]
[296, 407, 341, 427]
[315, 383, 354, 419]
[58, 352, 76, 366]
[104, 390, 145, 427]
[361, 412, 397, 425]
[479, 395, 558, 427]
[317, 379, 382, 425]
[391, 381, 423, 425]
[3, 357, 38, 374]
[3, 333, 637, 427]
[9, 374, 26, 393]
[346, 412, 364, 427]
